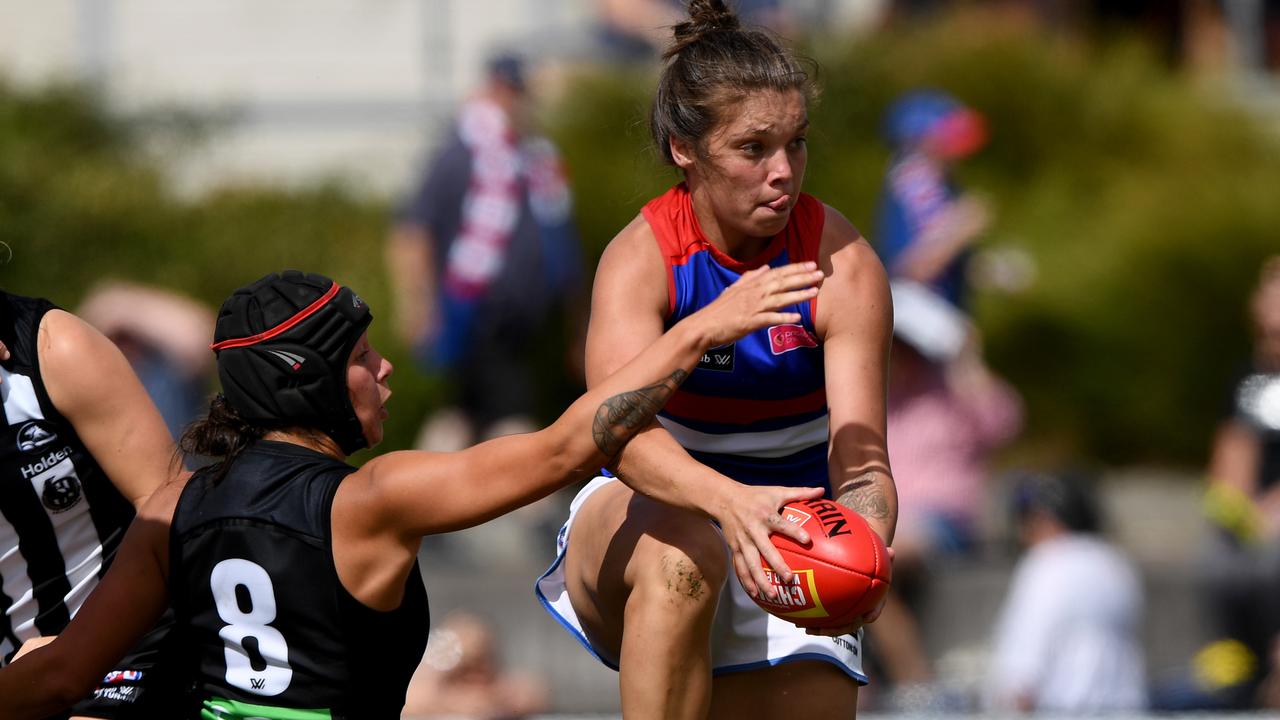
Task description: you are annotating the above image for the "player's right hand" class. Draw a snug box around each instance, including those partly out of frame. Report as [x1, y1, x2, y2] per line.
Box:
[691, 262, 823, 349]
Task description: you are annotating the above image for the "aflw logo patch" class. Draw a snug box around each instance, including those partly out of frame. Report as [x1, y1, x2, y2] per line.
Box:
[267, 350, 306, 371]
[697, 344, 735, 373]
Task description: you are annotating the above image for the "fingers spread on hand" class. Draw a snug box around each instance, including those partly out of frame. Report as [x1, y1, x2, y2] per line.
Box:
[756, 526, 794, 585]
[733, 551, 759, 599]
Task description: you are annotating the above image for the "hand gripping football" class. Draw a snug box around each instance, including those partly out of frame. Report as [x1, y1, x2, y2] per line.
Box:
[751, 499, 892, 629]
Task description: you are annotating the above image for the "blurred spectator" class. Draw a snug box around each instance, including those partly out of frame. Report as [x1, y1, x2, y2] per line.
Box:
[865, 281, 1023, 709]
[402, 611, 549, 719]
[77, 280, 214, 439]
[984, 470, 1147, 714]
[1176, 256, 1280, 708]
[876, 90, 990, 310]
[386, 53, 585, 454]
[886, 281, 1023, 562]
[594, 0, 792, 61]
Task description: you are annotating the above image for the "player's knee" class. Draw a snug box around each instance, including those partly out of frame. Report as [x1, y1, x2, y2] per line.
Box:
[634, 523, 727, 607]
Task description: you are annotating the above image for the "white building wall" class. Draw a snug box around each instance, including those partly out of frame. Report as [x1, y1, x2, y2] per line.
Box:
[0, 0, 883, 197]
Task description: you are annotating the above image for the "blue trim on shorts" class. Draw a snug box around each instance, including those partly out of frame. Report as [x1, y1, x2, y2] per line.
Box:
[711, 652, 870, 686]
[533, 551, 621, 672]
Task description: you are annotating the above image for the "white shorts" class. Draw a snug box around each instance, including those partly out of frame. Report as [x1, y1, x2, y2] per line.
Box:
[534, 476, 868, 684]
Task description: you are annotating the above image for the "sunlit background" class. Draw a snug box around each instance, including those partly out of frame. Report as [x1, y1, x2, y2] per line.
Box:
[1, 0, 1278, 716]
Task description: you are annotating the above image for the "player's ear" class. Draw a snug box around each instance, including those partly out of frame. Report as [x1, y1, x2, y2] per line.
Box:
[670, 136, 697, 171]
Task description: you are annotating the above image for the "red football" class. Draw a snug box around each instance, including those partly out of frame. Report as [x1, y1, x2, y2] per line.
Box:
[751, 499, 892, 629]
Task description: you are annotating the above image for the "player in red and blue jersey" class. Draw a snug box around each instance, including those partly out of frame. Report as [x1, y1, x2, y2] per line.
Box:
[535, 2, 897, 718]
[644, 185, 830, 492]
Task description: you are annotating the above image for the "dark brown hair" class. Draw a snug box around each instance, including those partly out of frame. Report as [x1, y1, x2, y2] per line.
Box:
[179, 393, 268, 483]
[650, 0, 815, 165]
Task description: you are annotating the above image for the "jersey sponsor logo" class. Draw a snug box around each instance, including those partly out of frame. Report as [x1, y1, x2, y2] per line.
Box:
[757, 568, 826, 617]
[92, 685, 138, 703]
[41, 473, 82, 513]
[16, 421, 57, 453]
[697, 344, 735, 373]
[831, 634, 859, 655]
[768, 324, 817, 355]
[266, 350, 306, 371]
[20, 446, 72, 479]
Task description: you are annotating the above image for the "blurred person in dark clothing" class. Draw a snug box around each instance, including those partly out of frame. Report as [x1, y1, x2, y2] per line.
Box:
[386, 54, 585, 454]
[1180, 256, 1280, 708]
[876, 90, 989, 310]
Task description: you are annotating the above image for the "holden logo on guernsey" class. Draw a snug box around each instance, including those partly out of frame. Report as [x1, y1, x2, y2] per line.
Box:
[267, 350, 306, 371]
[768, 324, 817, 355]
[17, 421, 57, 453]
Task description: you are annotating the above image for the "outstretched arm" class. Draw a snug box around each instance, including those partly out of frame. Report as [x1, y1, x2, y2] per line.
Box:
[358, 260, 824, 540]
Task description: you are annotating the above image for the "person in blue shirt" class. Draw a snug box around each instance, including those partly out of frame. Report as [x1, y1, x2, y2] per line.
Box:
[876, 90, 989, 309]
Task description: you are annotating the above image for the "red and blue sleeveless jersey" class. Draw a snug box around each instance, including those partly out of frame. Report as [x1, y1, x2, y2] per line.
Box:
[643, 184, 830, 493]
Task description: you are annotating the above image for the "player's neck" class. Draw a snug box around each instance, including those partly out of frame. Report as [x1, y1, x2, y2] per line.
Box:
[687, 187, 770, 261]
[264, 428, 345, 460]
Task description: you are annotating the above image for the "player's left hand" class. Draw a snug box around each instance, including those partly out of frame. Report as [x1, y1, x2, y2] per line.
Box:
[804, 545, 895, 636]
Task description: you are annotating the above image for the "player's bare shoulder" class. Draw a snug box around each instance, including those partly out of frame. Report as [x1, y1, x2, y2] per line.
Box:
[592, 212, 668, 312]
[36, 310, 129, 406]
[815, 203, 891, 339]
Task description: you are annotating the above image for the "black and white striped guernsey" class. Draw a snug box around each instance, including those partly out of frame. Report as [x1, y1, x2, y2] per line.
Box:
[0, 292, 136, 664]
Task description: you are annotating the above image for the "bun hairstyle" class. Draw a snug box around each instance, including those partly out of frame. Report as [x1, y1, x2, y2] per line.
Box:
[665, 0, 741, 58]
[651, 0, 814, 165]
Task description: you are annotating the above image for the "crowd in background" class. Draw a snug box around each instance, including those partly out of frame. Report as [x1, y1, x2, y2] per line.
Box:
[5, 1, 1280, 716]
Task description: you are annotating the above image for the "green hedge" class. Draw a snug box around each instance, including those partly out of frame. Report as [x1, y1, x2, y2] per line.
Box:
[0, 80, 438, 456]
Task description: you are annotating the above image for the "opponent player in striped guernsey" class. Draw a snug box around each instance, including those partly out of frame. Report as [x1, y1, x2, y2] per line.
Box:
[0, 290, 182, 717]
[535, 2, 896, 718]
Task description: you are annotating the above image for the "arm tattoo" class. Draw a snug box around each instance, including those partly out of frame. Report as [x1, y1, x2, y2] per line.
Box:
[836, 471, 892, 522]
[592, 369, 688, 457]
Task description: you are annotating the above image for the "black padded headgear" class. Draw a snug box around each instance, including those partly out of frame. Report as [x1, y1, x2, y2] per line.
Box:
[212, 271, 373, 455]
